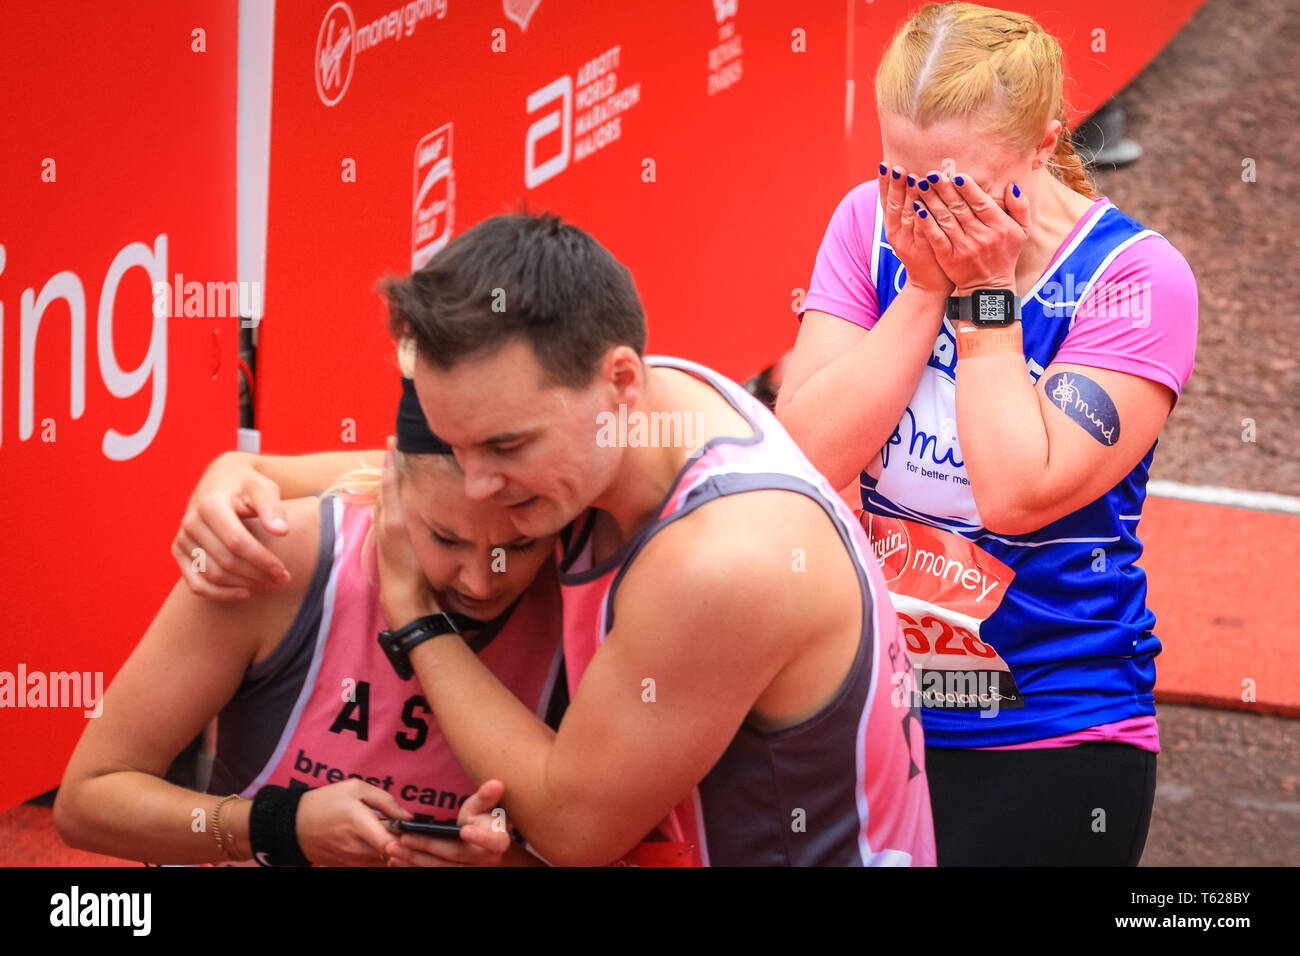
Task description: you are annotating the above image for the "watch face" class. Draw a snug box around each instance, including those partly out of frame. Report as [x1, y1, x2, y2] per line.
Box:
[977, 291, 1008, 322]
[974, 289, 1015, 325]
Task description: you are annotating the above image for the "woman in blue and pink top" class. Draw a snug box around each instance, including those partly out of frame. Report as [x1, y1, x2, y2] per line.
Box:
[777, 2, 1197, 865]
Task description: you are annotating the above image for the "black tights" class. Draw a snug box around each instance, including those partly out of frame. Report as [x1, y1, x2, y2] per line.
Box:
[924, 742, 1157, 866]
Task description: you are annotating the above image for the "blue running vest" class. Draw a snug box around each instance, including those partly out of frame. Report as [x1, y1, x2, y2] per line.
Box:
[863, 198, 1163, 747]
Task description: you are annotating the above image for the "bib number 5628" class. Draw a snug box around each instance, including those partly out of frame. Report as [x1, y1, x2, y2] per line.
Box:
[898, 611, 995, 658]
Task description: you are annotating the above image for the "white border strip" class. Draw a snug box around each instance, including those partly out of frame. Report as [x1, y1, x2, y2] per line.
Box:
[238, 0, 276, 340]
[1148, 480, 1300, 516]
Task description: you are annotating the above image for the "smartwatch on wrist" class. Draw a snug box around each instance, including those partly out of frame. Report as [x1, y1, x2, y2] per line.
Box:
[946, 288, 1021, 326]
[378, 611, 462, 680]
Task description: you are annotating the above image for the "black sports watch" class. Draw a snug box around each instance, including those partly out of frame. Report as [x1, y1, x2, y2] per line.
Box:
[378, 612, 463, 680]
[945, 288, 1021, 326]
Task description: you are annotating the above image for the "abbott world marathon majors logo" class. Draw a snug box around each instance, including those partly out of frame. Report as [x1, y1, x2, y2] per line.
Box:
[412, 124, 454, 270]
[524, 44, 642, 188]
[315, 0, 448, 106]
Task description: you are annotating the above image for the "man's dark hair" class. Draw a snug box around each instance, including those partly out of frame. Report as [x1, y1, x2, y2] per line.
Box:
[382, 211, 647, 388]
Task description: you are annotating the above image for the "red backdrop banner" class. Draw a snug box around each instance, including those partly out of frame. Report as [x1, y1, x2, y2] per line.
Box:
[0, 2, 238, 809]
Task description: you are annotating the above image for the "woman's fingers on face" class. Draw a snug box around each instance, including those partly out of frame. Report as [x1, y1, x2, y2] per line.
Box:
[901, 170, 924, 230]
[880, 162, 906, 230]
[877, 160, 891, 196]
[914, 198, 953, 256]
[917, 170, 962, 234]
[950, 173, 1005, 228]
[927, 171, 970, 222]
[1003, 180, 1031, 232]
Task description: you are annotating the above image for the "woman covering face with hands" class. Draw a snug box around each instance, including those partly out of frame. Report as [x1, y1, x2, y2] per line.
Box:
[888, 165, 1030, 298]
[777, 2, 1198, 865]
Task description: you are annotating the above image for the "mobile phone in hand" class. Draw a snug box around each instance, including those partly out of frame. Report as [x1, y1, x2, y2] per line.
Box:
[388, 818, 463, 839]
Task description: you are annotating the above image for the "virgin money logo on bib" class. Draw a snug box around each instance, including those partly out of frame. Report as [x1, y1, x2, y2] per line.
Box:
[862, 515, 1014, 618]
[863, 512, 1024, 711]
[867, 514, 911, 585]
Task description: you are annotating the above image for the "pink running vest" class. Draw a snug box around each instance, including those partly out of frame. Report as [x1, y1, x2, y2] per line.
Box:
[210, 495, 566, 819]
[557, 356, 936, 866]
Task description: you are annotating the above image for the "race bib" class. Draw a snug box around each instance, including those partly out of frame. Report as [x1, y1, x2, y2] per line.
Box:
[863, 512, 1024, 713]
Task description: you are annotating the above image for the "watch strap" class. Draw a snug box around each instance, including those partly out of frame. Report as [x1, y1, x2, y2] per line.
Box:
[378, 611, 464, 680]
[945, 289, 1021, 325]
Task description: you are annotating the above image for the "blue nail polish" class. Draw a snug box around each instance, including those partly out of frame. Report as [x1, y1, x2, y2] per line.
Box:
[927, 173, 939, 183]
[892, 169, 901, 179]
[918, 209, 929, 218]
[1012, 182, 1021, 198]
[918, 179, 929, 192]
[879, 163, 888, 175]
[913, 201, 920, 211]
[906, 175, 915, 187]
[954, 175, 965, 186]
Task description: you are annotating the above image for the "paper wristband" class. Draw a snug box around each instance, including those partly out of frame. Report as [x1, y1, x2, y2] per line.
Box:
[954, 322, 1024, 360]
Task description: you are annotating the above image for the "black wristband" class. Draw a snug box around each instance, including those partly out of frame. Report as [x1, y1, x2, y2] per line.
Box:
[249, 785, 312, 867]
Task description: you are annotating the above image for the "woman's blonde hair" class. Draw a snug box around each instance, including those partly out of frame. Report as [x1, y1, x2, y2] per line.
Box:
[324, 338, 457, 501]
[875, 2, 1098, 199]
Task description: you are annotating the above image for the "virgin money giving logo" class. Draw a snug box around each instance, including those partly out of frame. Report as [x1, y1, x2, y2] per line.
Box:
[314, 2, 446, 105]
[316, 2, 356, 106]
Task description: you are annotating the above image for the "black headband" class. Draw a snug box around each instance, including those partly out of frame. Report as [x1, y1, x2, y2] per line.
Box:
[396, 377, 453, 455]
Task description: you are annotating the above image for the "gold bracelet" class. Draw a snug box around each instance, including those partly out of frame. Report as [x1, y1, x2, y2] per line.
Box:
[954, 321, 1024, 360]
[212, 793, 242, 861]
